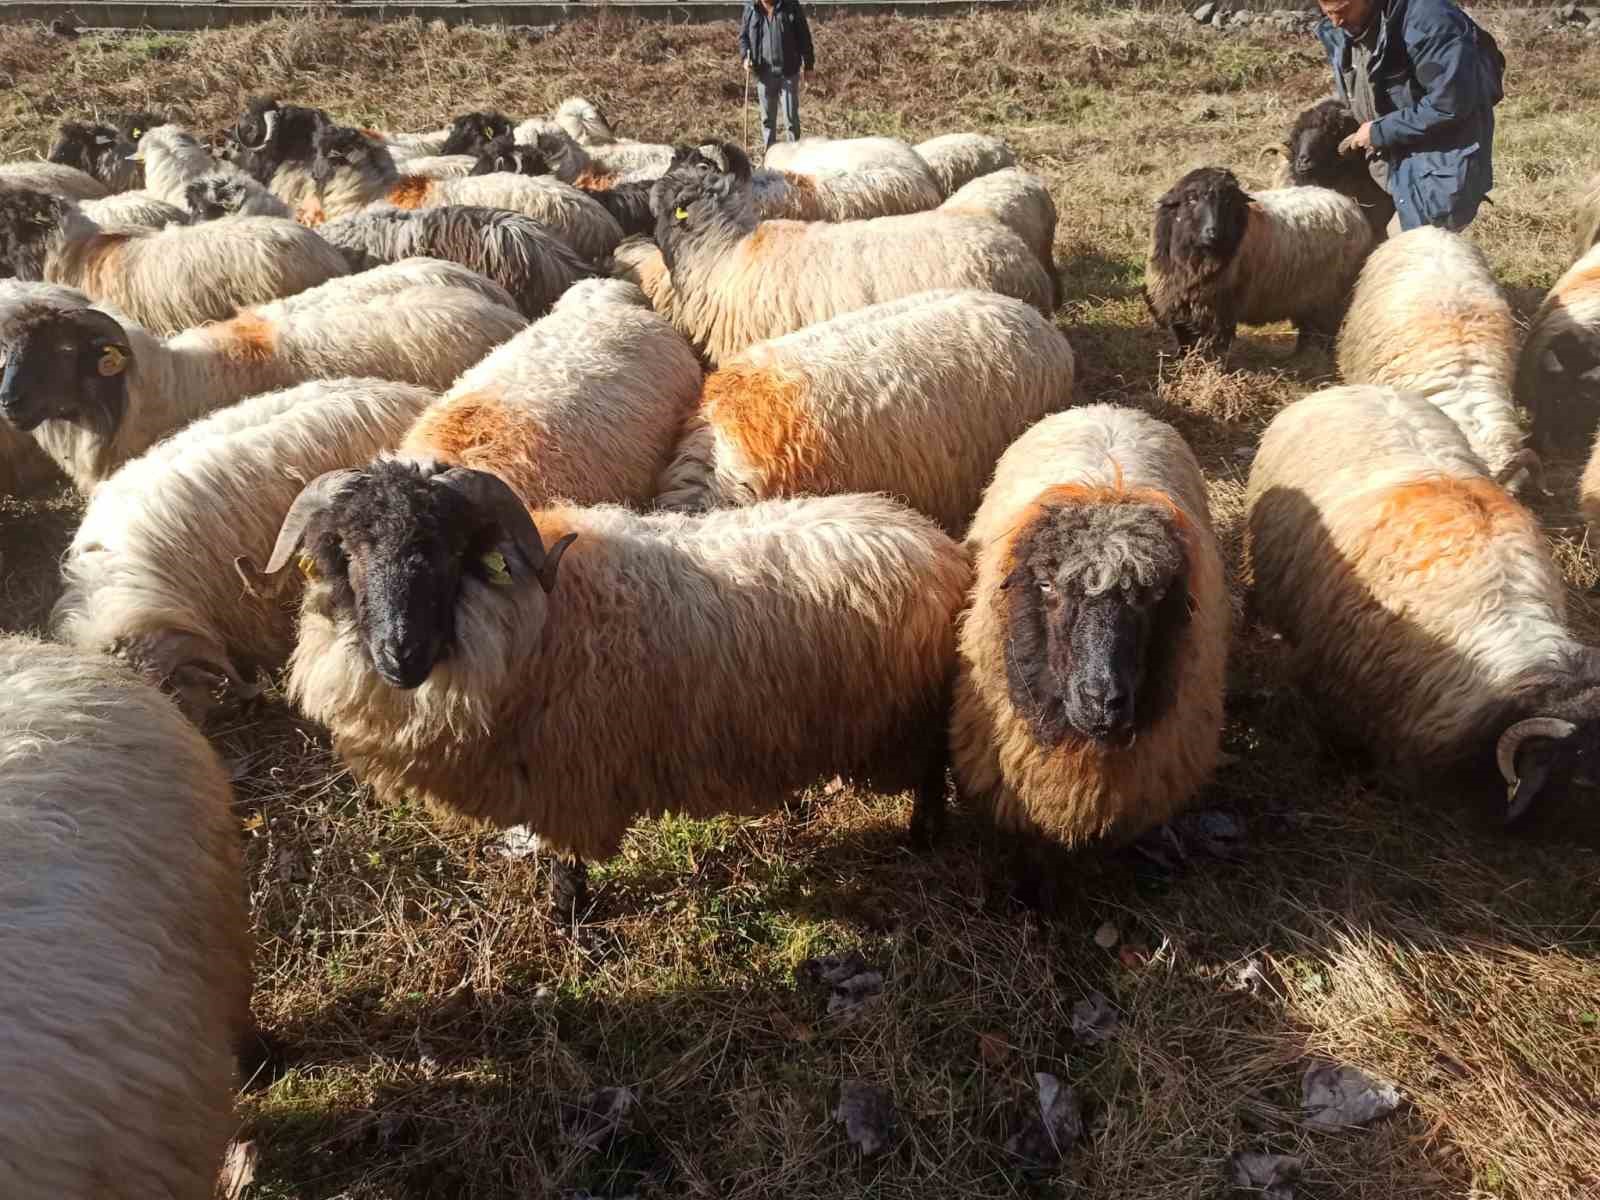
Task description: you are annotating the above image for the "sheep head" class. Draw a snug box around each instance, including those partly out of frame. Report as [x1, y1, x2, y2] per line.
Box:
[651, 147, 757, 270]
[998, 491, 1191, 748]
[1152, 166, 1250, 274]
[1495, 663, 1600, 831]
[310, 124, 388, 189]
[0, 185, 86, 281]
[242, 460, 574, 690]
[47, 121, 118, 180]
[184, 175, 249, 221]
[0, 297, 131, 440]
[231, 98, 327, 182]
[1285, 98, 1359, 185]
[470, 135, 551, 178]
[439, 110, 515, 158]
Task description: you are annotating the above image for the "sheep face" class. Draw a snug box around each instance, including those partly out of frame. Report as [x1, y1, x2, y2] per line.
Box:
[0, 304, 130, 437]
[310, 126, 381, 188]
[231, 98, 327, 181]
[470, 135, 551, 178]
[1286, 99, 1358, 185]
[1497, 690, 1600, 830]
[1533, 330, 1600, 452]
[47, 121, 117, 180]
[999, 496, 1189, 747]
[0, 187, 74, 281]
[439, 110, 515, 158]
[184, 176, 247, 221]
[651, 153, 755, 269]
[1152, 167, 1249, 272]
[260, 462, 573, 690]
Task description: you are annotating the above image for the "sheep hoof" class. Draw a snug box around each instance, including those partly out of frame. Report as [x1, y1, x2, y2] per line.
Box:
[547, 856, 589, 922]
[908, 767, 949, 852]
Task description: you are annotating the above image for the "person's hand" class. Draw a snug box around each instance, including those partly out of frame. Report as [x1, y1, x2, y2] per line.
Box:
[1338, 121, 1374, 155]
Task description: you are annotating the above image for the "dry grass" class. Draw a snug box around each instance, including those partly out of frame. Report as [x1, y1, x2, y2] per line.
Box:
[2, 5, 1599, 1199]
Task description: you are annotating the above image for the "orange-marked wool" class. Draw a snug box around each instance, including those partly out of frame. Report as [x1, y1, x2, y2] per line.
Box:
[202, 310, 279, 365]
[703, 364, 822, 495]
[384, 175, 434, 210]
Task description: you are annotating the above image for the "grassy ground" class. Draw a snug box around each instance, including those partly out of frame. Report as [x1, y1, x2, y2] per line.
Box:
[2, 5, 1599, 1198]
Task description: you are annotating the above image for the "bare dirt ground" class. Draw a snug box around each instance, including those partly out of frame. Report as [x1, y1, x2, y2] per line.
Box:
[1, 5, 1598, 1198]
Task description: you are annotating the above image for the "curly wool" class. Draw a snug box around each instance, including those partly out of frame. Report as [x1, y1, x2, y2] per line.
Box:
[402, 278, 699, 508]
[951, 404, 1228, 846]
[914, 132, 1017, 198]
[287, 489, 970, 862]
[1338, 227, 1524, 478]
[654, 288, 1076, 533]
[1516, 240, 1600, 454]
[938, 168, 1056, 272]
[1245, 384, 1576, 765]
[0, 160, 109, 201]
[137, 126, 289, 218]
[0, 637, 250, 1200]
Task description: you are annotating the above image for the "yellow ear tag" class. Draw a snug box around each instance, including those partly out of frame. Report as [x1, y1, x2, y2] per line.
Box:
[97, 346, 126, 377]
[481, 549, 512, 586]
[482, 125, 493, 138]
[674, 206, 689, 221]
[297, 554, 318, 580]
[131, 128, 143, 140]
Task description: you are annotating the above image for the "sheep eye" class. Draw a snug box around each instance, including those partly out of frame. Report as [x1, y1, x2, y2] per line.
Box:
[1038, 581, 1055, 596]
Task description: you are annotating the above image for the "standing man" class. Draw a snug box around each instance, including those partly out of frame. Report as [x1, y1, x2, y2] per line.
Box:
[740, 0, 815, 151]
[1317, 0, 1504, 232]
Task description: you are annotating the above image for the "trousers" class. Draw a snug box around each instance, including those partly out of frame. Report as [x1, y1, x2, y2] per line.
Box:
[756, 71, 800, 148]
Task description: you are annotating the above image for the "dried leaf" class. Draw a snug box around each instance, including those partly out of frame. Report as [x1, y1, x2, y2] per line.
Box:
[241, 812, 265, 832]
[216, 1140, 258, 1199]
[560, 1086, 638, 1152]
[1118, 943, 1151, 970]
[798, 951, 884, 1021]
[1093, 921, 1121, 950]
[1301, 1062, 1401, 1129]
[769, 1007, 814, 1043]
[834, 1080, 897, 1156]
[977, 1030, 1010, 1066]
[1230, 1151, 1301, 1199]
[1071, 991, 1120, 1043]
[1005, 1072, 1082, 1166]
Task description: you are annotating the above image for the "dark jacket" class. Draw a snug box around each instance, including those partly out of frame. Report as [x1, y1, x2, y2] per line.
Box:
[1317, 0, 1501, 230]
[739, 0, 814, 77]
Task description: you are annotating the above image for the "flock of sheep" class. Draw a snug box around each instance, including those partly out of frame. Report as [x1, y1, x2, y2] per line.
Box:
[0, 82, 1597, 1195]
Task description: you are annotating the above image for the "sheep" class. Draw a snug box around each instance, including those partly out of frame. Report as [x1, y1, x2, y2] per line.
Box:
[471, 134, 664, 237]
[764, 135, 933, 180]
[0, 161, 108, 201]
[947, 404, 1228, 905]
[1515, 240, 1600, 456]
[398, 278, 699, 508]
[1245, 383, 1600, 836]
[55, 377, 436, 717]
[437, 109, 517, 158]
[79, 190, 191, 229]
[695, 141, 944, 223]
[1273, 98, 1395, 240]
[0, 185, 349, 336]
[0, 269, 523, 491]
[133, 125, 290, 218]
[514, 117, 677, 182]
[649, 153, 1055, 366]
[1574, 172, 1600, 264]
[1143, 166, 1375, 360]
[48, 112, 163, 192]
[391, 154, 479, 180]
[226, 96, 330, 211]
[250, 463, 968, 912]
[0, 636, 251, 1200]
[609, 234, 676, 320]
[1338, 226, 1530, 485]
[656, 289, 1077, 533]
[305, 126, 624, 261]
[317, 205, 594, 318]
[914, 132, 1018, 198]
[938, 167, 1057, 274]
[553, 96, 618, 146]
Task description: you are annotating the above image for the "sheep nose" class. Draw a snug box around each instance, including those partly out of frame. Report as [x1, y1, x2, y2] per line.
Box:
[1075, 678, 1133, 740]
[372, 638, 433, 690]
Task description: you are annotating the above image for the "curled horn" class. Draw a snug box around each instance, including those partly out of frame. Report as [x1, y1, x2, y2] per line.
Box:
[240, 106, 278, 150]
[431, 466, 575, 593]
[1496, 716, 1578, 822]
[234, 467, 360, 595]
[1493, 449, 1547, 497]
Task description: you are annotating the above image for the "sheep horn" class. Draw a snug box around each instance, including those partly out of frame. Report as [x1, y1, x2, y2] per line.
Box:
[1496, 717, 1577, 822]
[254, 467, 361, 577]
[1493, 449, 1547, 497]
[431, 466, 550, 580]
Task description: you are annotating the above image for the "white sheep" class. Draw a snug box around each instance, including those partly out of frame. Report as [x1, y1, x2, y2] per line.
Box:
[0, 268, 524, 491]
[0, 184, 348, 336]
[1339, 226, 1529, 485]
[250, 464, 968, 913]
[399, 278, 700, 508]
[656, 288, 1077, 532]
[950, 405, 1228, 905]
[55, 377, 436, 717]
[0, 636, 251, 1199]
[133, 125, 290, 218]
[914, 132, 1018, 198]
[939, 167, 1057, 273]
[649, 155, 1054, 365]
[1245, 383, 1600, 835]
[0, 160, 109, 200]
[79, 190, 191, 228]
[1516, 240, 1600, 456]
[1143, 166, 1375, 359]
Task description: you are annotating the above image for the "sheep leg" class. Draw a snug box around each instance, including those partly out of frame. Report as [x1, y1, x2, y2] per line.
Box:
[547, 854, 589, 921]
[1008, 834, 1060, 913]
[1292, 312, 1338, 356]
[907, 737, 950, 852]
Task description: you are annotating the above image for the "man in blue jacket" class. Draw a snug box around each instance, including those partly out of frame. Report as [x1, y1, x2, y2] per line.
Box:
[740, 0, 816, 150]
[1317, 0, 1503, 232]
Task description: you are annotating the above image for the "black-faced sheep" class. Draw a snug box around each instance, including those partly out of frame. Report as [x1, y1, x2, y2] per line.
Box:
[1245, 384, 1600, 837]
[1515, 240, 1600, 455]
[0, 636, 251, 1199]
[1339, 226, 1529, 485]
[317, 205, 595, 318]
[0, 268, 523, 490]
[48, 111, 163, 192]
[55, 377, 436, 717]
[253, 463, 968, 913]
[470, 134, 662, 237]
[305, 125, 624, 262]
[914, 132, 1018, 198]
[0, 184, 349, 336]
[226, 96, 330, 211]
[948, 405, 1228, 905]
[437, 109, 517, 158]
[656, 288, 1077, 533]
[648, 153, 1054, 366]
[701, 141, 946, 223]
[1276, 98, 1395, 240]
[1143, 166, 1375, 360]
